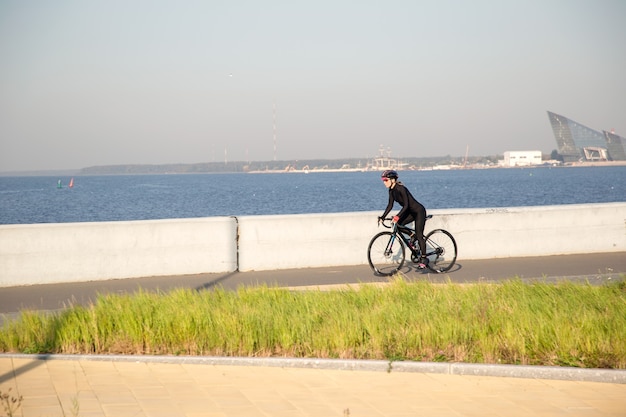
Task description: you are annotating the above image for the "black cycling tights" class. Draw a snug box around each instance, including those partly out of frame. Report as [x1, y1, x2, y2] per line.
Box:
[400, 208, 427, 257]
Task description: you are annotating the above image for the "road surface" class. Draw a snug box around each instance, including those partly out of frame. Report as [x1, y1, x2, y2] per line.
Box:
[1, 252, 624, 317]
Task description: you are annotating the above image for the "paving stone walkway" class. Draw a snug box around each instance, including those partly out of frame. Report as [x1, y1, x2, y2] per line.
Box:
[1, 356, 625, 417]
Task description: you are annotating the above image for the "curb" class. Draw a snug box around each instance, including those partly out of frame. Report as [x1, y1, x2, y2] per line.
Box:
[2, 353, 624, 384]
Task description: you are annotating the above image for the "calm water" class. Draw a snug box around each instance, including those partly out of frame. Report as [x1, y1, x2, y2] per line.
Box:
[1, 166, 625, 224]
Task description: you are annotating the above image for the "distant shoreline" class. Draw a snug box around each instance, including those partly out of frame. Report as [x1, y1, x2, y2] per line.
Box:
[2, 160, 626, 177]
[248, 161, 626, 174]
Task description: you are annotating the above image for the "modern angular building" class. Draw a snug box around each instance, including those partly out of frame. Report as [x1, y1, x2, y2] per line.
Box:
[547, 111, 626, 162]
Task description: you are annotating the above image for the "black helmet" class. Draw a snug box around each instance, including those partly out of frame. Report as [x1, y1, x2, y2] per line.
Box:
[381, 169, 398, 179]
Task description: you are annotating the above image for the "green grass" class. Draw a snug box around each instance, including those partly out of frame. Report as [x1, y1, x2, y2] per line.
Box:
[1, 278, 625, 368]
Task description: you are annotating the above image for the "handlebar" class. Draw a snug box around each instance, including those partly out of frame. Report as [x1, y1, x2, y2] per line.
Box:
[377, 217, 396, 229]
[377, 214, 433, 229]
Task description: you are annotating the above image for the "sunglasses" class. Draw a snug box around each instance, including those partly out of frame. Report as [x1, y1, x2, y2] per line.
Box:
[382, 178, 390, 182]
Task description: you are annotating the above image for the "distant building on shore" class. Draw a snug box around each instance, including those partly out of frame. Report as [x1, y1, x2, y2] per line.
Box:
[547, 111, 626, 162]
[502, 151, 542, 167]
[368, 145, 408, 171]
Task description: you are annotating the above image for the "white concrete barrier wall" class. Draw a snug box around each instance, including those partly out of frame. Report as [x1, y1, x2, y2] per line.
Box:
[423, 203, 625, 260]
[1, 203, 624, 286]
[237, 212, 383, 272]
[237, 203, 626, 271]
[0, 217, 238, 287]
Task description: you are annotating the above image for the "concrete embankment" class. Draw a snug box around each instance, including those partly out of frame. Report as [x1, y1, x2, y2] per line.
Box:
[1, 202, 624, 287]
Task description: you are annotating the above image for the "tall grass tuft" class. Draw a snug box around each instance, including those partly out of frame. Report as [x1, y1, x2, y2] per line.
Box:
[1, 279, 624, 368]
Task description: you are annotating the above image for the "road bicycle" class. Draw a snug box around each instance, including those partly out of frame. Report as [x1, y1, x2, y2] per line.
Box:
[367, 215, 457, 276]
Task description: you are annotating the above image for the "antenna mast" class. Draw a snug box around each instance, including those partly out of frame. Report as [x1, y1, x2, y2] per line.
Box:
[273, 101, 277, 161]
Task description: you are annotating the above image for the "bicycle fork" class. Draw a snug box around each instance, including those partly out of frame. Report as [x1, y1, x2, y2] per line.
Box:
[384, 234, 398, 257]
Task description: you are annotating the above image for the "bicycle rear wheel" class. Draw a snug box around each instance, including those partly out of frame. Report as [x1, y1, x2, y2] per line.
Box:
[424, 229, 457, 273]
[367, 231, 406, 276]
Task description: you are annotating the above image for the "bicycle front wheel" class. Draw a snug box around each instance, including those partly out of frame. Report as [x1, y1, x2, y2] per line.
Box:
[425, 229, 457, 273]
[367, 232, 406, 276]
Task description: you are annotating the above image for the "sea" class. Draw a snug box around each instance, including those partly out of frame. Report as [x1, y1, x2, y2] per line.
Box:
[1, 166, 625, 225]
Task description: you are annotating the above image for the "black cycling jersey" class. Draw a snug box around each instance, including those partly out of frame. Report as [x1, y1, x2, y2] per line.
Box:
[381, 182, 425, 220]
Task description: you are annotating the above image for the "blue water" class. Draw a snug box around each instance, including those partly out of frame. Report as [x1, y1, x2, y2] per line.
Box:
[1, 166, 624, 224]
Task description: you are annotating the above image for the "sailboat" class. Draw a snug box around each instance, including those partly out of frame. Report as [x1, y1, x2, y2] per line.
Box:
[57, 179, 62, 189]
[69, 178, 74, 188]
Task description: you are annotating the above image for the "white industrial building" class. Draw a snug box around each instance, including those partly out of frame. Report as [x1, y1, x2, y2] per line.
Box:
[502, 151, 543, 167]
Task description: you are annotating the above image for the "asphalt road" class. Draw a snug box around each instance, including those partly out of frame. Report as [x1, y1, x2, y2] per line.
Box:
[1, 252, 624, 317]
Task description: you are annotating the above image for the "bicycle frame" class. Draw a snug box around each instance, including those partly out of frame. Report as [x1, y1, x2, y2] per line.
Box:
[387, 224, 413, 251]
[380, 218, 427, 257]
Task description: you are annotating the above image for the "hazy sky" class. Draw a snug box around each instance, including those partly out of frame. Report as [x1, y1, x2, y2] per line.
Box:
[1, 0, 625, 171]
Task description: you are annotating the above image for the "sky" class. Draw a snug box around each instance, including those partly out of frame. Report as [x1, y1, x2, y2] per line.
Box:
[1, 0, 625, 172]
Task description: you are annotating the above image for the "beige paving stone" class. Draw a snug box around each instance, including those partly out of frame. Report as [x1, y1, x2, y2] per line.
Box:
[168, 384, 212, 399]
[339, 404, 387, 417]
[120, 366, 161, 381]
[14, 368, 50, 380]
[585, 399, 626, 415]
[147, 363, 190, 377]
[14, 380, 56, 397]
[2, 357, 626, 417]
[177, 397, 220, 413]
[437, 405, 500, 417]
[21, 405, 65, 417]
[239, 387, 282, 402]
[0, 382, 20, 398]
[143, 411, 187, 417]
[51, 376, 92, 392]
[10, 357, 45, 370]
[212, 395, 255, 409]
[100, 403, 146, 417]
[253, 398, 300, 413]
[80, 360, 119, 372]
[203, 405, 266, 417]
[93, 389, 139, 405]
[185, 413, 228, 417]
[414, 408, 467, 417]
[66, 397, 103, 414]
[292, 401, 342, 416]
[140, 402, 188, 417]
[74, 389, 105, 401]
[131, 386, 171, 399]
[157, 376, 199, 386]
[20, 393, 60, 407]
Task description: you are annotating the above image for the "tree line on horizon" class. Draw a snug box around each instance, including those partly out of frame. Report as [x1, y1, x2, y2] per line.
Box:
[79, 154, 511, 175]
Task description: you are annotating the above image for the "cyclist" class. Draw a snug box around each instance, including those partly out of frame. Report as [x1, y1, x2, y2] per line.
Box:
[378, 169, 429, 269]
